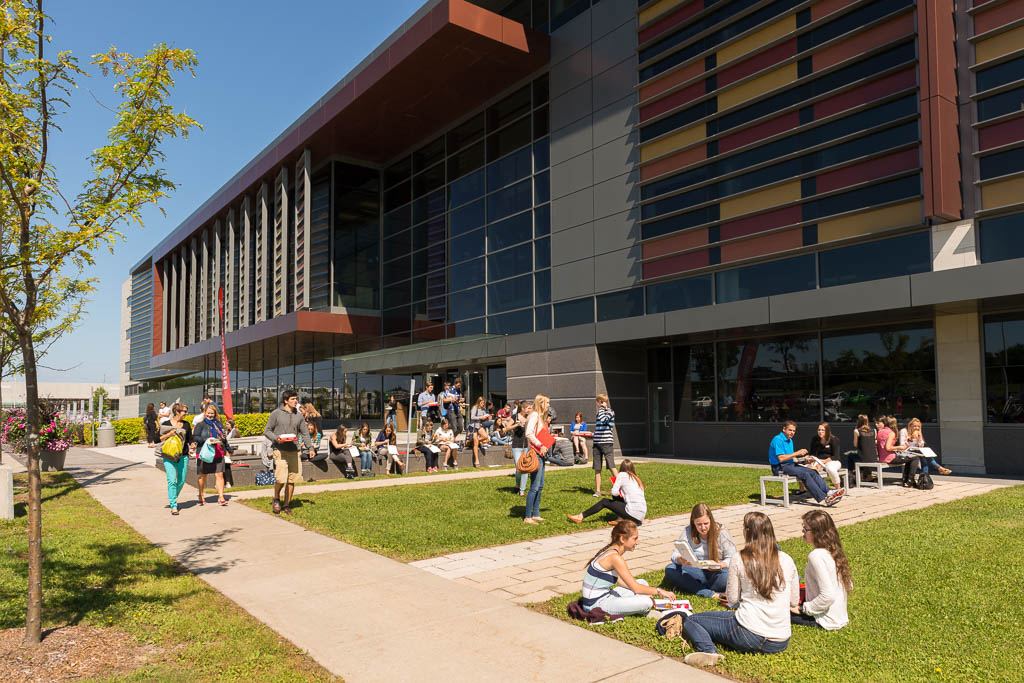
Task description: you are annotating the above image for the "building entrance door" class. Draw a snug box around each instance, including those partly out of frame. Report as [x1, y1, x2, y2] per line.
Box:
[648, 384, 673, 455]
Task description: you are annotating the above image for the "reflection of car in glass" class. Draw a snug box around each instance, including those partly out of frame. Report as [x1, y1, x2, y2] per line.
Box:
[825, 391, 848, 406]
[825, 407, 851, 422]
[805, 394, 822, 405]
[691, 396, 713, 408]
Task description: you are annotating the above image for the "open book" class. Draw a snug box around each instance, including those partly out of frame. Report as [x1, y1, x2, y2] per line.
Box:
[674, 540, 720, 569]
[906, 446, 938, 461]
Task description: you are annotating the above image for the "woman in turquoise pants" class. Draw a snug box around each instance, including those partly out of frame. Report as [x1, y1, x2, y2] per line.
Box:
[157, 403, 193, 515]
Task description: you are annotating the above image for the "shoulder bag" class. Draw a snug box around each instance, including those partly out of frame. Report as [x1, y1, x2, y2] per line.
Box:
[161, 434, 183, 462]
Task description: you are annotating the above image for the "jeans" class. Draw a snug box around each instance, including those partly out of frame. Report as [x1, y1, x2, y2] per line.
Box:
[512, 448, 528, 493]
[664, 562, 728, 598]
[525, 457, 546, 518]
[790, 612, 823, 629]
[162, 456, 187, 509]
[385, 413, 397, 430]
[491, 434, 511, 446]
[587, 579, 653, 616]
[774, 462, 829, 502]
[920, 457, 941, 473]
[581, 497, 641, 525]
[358, 448, 373, 471]
[684, 611, 790, 655]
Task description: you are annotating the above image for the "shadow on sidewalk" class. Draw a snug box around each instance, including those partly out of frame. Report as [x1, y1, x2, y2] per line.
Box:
[173, 527, 246, 576]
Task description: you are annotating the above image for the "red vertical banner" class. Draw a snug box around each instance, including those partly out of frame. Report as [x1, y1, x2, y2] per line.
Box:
[218, 286, 234, 419]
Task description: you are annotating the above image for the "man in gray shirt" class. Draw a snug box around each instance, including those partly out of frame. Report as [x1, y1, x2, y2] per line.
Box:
[264, 390, 313, 514]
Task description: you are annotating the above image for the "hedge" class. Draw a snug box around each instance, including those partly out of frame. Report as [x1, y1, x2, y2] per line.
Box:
[78, 412, 271, 445]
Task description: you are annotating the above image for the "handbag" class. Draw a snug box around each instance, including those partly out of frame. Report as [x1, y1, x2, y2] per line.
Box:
[198, 439, 217, 463]
[516, 447, 540, 474]
[161, 434, 183, 462]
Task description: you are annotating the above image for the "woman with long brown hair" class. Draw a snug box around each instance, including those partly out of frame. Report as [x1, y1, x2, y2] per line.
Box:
[664, 503, 736, 598]
[682, 512, 799, 668]
[567, 459, 647, 525]
[523, 393, 552, 524]
[807, 422, 842, 488]
[579, 520, 675, 616]
[791, 510, 851, 630]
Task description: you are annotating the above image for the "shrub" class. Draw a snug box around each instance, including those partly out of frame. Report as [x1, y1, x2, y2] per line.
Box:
[113, 417, 145, 444]
[233, 413, 270, 437]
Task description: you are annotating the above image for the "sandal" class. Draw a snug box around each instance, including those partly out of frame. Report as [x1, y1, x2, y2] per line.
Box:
[938, 466, 952, 475]
[197, 493, 205, 506]
[219, 498, 228, 506]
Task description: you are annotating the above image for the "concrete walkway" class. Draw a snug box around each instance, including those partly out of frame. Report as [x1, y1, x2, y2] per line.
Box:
[411, 476, 1015, 604]
[60, 447, 724, 683]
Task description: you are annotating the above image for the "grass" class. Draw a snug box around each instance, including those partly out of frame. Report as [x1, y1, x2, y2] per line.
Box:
[0, 473, 335, 681]
[534, 485, 1024, 683]
[239, 462, 766, 561]
[226, 463, 518, 492]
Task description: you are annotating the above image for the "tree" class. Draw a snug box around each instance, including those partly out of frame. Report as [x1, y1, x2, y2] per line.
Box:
[0, 2, 199, 645]
[91, 385, 110, 418]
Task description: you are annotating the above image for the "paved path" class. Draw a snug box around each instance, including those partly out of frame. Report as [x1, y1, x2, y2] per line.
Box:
[61, 447, 724, 683]
[411, 477, 1016, 604]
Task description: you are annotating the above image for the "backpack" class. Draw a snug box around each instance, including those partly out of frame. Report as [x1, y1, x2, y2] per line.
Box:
[916, 472, 934, 490]
[547, 439, 575, 466]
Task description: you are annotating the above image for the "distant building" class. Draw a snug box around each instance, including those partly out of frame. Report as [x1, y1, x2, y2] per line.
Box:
[1, 381, 121, 418]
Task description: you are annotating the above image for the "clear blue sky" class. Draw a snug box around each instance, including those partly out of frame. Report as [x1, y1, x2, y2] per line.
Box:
[34, 0, 425, 382]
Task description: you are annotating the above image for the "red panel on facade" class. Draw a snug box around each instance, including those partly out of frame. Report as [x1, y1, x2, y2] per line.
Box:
[642, 228, 709, 259]
[979, 115, 1024, 150]
[816, 148, 920, 194]
[721, 228, 802, 263]
[814, 67, 917, 118]
[718, 111, 800, 153]
[812, 12, 915, 72]
[152, 263, 163, 357]
[641, 81, 707, 122]
[640, 61, 705, 102]
[718, 39, 797, 88]
[811, 0, 859, 21]
[639, 0, 704, 43]
[720, 205, 802, 240]
[643, 249, 710, 279]
[974, 0, 1024, 34]
[642, 145, 707, 181]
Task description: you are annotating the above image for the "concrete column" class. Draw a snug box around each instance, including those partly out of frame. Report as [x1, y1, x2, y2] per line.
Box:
[935, 304, 986, 473]
[225, 210, 235, 332]
[239, 197, 252, 328]
[161, 259, 170, 352]
[256, 184, 269, 323]
[212, 220, 222, 337]
[168, 257, 177, 351]
[199, 228, 209, 341]
[295, 149, 311, 310]
[189, 237, 199, 345]
[177, 248, 187, 349]
[274, 167, 289, 318]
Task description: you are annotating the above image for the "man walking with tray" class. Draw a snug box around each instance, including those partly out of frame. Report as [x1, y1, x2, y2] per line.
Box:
[264, 390, 313, 515]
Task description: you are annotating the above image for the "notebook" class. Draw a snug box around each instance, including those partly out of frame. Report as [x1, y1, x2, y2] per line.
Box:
[674, 540, 720, 569]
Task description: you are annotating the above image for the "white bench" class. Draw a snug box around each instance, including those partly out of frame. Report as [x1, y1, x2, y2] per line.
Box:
[760, 475, 796, 507]
[855, 462, 904, 489]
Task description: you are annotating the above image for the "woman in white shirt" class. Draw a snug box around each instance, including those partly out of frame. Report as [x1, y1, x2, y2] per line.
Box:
[664, 503, 736, 599]
[791, 510, 851, 630]
[682, 511, 800, 668]
[434, 418, 458, 469]
[567, 460, 646, 525]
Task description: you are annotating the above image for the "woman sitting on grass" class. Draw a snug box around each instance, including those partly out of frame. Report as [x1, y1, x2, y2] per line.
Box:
[664, 503, 736, 599]
[580, 520, 676, 617]
[567, 459, 646, 526]
[791, 510, 851, 630]
[682, 511, 799, 668]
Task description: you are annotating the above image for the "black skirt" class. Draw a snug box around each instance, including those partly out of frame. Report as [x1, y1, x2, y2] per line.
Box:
[197, 456, 225, 474]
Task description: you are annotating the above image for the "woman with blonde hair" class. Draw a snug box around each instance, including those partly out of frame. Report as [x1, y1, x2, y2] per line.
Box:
[792, 510, 852, 630]
[664, 502, 736, 598]
[579, 520, 676, 616]
[899, 417, 950, 475]
[523, 393, 552, 524]
[568, 459, 646, 525]
[682, 512, 799, 667]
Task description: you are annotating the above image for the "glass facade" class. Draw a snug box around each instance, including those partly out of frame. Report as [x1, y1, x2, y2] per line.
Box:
[984, 313, 1024, 423]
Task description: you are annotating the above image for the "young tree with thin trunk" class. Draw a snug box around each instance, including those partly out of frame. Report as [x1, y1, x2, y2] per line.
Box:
[0, 1, 199, 645]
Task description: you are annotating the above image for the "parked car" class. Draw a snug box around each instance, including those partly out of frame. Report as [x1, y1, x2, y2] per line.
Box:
[691, 395, 713, 408]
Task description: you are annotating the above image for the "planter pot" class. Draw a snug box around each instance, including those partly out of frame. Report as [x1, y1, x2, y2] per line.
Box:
[40, 449, 68, 472]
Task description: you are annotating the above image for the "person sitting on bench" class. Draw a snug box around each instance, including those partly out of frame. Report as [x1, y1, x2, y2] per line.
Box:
[328, 425, 358, 479]
[899, 418, 951, 475]
[434, 418, 458, 469]
[876, 415, 921, 487]
[375, 422, 403, 474]
[469, 424, 490, 467]
[769, 421, 844, 507]
[416, 419, 440, 472]
[567, 460, 646, 526]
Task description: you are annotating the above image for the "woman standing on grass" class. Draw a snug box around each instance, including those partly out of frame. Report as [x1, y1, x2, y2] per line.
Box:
[682, 511, 800, 668]
[523, 393, 552, 524]
[580, 520, 676, 616]
[664, 503, 736, 599]
[192, 403, 229, 507]
[156, 402, 192, 515]
[791, 510, 851, 630]
[567, 459, 647, 526]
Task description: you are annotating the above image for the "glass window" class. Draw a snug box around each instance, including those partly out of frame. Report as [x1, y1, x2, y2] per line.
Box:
[487, 145, 532, 191]
[976, 54, 1024, 93]
[450, 258, 485, 291]
[979, 146, 1024, 181]
[383, 281, 410, 309]
[487, 116, 532, 161]
[534, 237, 551, 269]
[533, 106, 549, 140]
[533, 73, 548, 106]
[819, 232, 930, 288]
[487, 85, 531, 131]
[673, 344, 716, 422]
[597, 289, 644, 322]
[535, 304, 552, 330]
[716, 255, 816, 304]
[451, 287, 486, 320]
[447, 113, 485, 153]
[488, 179, 532, 222]
[534, 170, 550, 205]
[488, 211, 532, 252]
[489, 308, 533, 335]
[451, 228, 485, 264]
[984, 314, 1024, 423]
[413, 135, 445, 173]
[647, 347, 671, 382]
[384, 156, 411, 188]
[534, 137, 550, 171]
[383, 180, 410, 212]
[413, 162, 446, 198]
[412, 188, 445, 225]
[822, 325, 936, 423]
[383, 306, 411, 335]
[383, 205, 411, 236]
[979, 212, 1024, 263]
[535, 204, 550, 236]
[535, 269, 551, 304]
[449, 167, 485, 209]
[642, 204, 719, 240]
[455, 318, 486, 336]
[357, 374, 383, 420]
[450, 198, 485, 237]
[802, 174, 920, 222]
[554, 296, 594, 328]
[488, 243, 533, 282]
[448, 142, 485, 185]
[488, 274, 532, 313]
[718, 334, 821, 422]
[552, 0, 591, 30]
[977, 84, 1024, 122]
[383, 230, 411, 262]
[646, 275, 712, 314]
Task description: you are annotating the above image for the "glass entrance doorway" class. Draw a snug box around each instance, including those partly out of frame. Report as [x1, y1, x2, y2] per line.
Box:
[648, 384, 673, 455]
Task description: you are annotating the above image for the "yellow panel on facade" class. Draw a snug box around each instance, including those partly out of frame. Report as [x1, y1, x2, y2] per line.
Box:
[975, 25, 1024, 64]
[720, 181, 801, 219]
[718, 63, 798, 109]
[817, 200, 923, 242]
[639, 0, 687, 27]
[718, 15, 796, 64]
[981, 175, 1024, 210]
[640, 124, 705, 162]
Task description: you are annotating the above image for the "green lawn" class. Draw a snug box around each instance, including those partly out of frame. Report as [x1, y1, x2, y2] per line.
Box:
[239, 462, 766, 561]
[0, 473, 335, 681]
[534, 485, 1024, 682]
[226, 462, 518, 493]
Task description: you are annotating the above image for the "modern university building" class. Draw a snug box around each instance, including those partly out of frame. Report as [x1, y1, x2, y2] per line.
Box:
[122, 0, 1024, 474]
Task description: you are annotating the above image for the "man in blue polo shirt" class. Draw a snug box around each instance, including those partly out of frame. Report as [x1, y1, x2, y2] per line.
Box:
[769, 420, 844, 506]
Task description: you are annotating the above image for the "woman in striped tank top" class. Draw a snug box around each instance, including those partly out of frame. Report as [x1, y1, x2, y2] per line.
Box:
[581, 520, 675, 616]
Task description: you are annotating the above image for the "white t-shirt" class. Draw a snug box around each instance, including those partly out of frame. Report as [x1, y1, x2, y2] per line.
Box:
[801, 547, 850, 630]
[611, 474, 647, 522]
[727, 552, 800, 640]
[434, 428, 454, 444]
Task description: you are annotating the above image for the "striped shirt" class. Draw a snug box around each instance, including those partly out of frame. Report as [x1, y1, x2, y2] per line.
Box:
[594, 405, 615, 445]
[581, 549, 619, 608]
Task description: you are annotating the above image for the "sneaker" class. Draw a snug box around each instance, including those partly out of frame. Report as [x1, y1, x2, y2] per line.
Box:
[824, 488, 844, 507]
[684, 652, 724, 667]
[593, 492, 601, 497]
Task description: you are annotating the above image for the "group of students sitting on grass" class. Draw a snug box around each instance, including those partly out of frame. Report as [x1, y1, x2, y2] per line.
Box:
[575, 507, 851, 668]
